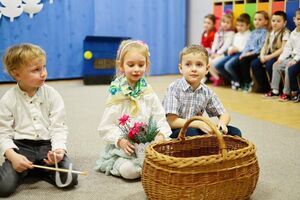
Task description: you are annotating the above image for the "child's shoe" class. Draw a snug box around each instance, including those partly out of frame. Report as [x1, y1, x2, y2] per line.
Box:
[291, 93, 300, 103]
[278, 93, 290, 102]
[264, 91, 279, 98]
[231, 81, 240, 91]
[212, 77, 224, 86]
[242, 83, 252, 93]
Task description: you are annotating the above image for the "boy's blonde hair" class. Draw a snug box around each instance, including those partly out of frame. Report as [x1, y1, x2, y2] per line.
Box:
[179, 45, 209, 65]
[295, 8, 300, 16]
[3, 43, 46, 77]
[116, 39, 150, 75]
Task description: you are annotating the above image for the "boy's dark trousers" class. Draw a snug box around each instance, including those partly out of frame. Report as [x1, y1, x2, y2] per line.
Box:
[251, 57, 277, 93]
[240, 54, 259, 85]
[170, 125, 242, 138]
[0, 140, 78, 197]
[288, 62, 300, 93]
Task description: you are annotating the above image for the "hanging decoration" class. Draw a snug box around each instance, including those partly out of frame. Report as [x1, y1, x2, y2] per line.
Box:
[0, 0, 54, 22]
[23, 0, 43, 18]
[0, 0, 23, 22]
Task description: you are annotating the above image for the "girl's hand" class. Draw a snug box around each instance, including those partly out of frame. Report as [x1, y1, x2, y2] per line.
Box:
[43, 149, 65, 165]
[154, 133, 165, 142]
[118, 138, 135, 155]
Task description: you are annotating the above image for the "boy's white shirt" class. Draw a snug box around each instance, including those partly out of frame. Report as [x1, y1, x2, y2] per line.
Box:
[98, 91, 172, 147]
[0, 84, 68, 156]
[231, 30, 251, 52]
[278, 29, 300, 62]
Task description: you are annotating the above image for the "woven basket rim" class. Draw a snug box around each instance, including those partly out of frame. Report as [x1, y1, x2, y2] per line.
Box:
[146, 134, 256, 166]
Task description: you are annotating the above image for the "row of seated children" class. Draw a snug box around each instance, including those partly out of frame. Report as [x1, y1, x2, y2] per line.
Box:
[201, 9, 300, 103]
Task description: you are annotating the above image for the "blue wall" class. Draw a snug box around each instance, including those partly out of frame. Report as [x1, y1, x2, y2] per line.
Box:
[0, 0, 186, 82]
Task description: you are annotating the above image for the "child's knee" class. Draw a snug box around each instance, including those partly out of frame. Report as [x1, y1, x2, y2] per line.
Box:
[0, 178, 18, 197]
[119, 161, 140, 180]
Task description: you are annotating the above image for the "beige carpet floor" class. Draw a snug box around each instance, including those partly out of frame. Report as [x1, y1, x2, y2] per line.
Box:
[0, 76, 299, 200]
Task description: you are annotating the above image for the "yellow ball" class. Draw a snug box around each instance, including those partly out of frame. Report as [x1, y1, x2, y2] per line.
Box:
[84, 51, 93, 60]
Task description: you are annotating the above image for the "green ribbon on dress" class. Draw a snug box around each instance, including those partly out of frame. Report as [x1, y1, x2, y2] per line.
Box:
[106, 76, 152, 116]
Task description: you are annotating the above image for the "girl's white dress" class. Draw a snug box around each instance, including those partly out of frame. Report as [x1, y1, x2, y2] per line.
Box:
[95, 76, 171, 176]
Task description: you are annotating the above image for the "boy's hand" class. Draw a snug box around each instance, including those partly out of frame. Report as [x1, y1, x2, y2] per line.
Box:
[287, 59, 297, 67]
[217, 123, 228, 134]
[43, 149, 65, 165]
[227, 47, 237, 55]
[118, 138, 135, 156]
[195, 121, 212, 134]
[260, 56, 267, 63]
[240, 52, 253, 60]
[6, 151, 33, 173]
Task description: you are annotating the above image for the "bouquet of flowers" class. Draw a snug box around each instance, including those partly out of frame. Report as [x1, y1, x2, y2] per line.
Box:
[118, 114, 159, 144]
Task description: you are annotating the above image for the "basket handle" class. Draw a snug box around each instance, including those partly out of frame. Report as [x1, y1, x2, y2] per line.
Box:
[178, 116, 227, 158]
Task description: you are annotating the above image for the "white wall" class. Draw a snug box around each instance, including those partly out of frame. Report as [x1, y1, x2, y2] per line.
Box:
[187, 0, 214, 45]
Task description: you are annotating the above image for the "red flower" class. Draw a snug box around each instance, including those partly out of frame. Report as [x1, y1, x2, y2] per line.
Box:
[119, 114, 130, 126]
[128, 127, 139, 140]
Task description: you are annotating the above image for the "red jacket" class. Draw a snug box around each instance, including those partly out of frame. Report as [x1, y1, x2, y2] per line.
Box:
[201, 27, 216, 49]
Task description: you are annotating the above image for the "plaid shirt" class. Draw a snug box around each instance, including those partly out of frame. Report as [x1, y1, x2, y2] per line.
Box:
[162, 78, 226, 119]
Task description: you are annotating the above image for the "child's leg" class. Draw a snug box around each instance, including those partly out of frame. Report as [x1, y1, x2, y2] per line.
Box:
[40, 155, 78, 188]
[36, 142, 78, 188]
[209, 55, 225, 80]
[288, 62, 300, 93]
[265, 58, 277, 81]
[283, 65, 291, 95]
[0, 140, 39, 197]
[226, 125, 242, 137]
[271, 59, 290, 92]
[170, 128, 205, 138]
[112, 158, 140, 179]
[224, 54, 241, 83]
[0, 160, 22, 197]
[251, 58, 272, 92]
[214, 55, 232, 82]
[240, 54, 259, 84]
[119, 161, 140, 179]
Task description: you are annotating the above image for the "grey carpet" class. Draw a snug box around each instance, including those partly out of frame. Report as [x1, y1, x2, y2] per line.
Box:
[0, 78, 299, 200]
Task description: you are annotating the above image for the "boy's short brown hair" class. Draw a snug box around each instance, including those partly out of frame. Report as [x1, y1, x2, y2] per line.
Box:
[237, 13, 251, 25]
[273, 11, 287, 21]
[179, 45, 209, 65]
[3, 43, 46, 77]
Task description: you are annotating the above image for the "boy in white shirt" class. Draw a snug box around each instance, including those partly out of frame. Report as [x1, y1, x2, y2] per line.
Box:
[214, 13, 251, 89]
[0, 43, 78, 197]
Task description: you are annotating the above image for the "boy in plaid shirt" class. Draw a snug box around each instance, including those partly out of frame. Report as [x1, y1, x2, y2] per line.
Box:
[163, 45, 241, 138]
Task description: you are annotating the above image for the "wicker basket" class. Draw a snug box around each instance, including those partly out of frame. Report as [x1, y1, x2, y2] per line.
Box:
[142, 116, 259, 200]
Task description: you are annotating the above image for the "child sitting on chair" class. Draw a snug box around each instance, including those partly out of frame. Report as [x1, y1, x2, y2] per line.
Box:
[163, 45, 242, 138]
[0, 43, 78, 197]
[95, 40, 171, 179]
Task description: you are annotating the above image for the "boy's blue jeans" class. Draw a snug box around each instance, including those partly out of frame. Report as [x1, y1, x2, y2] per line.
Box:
[0, 140, 78, 197]
[170, 125, 242, 138]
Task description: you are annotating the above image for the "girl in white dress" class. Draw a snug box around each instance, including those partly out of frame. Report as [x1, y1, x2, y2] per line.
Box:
[95, 40, 171, 179]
